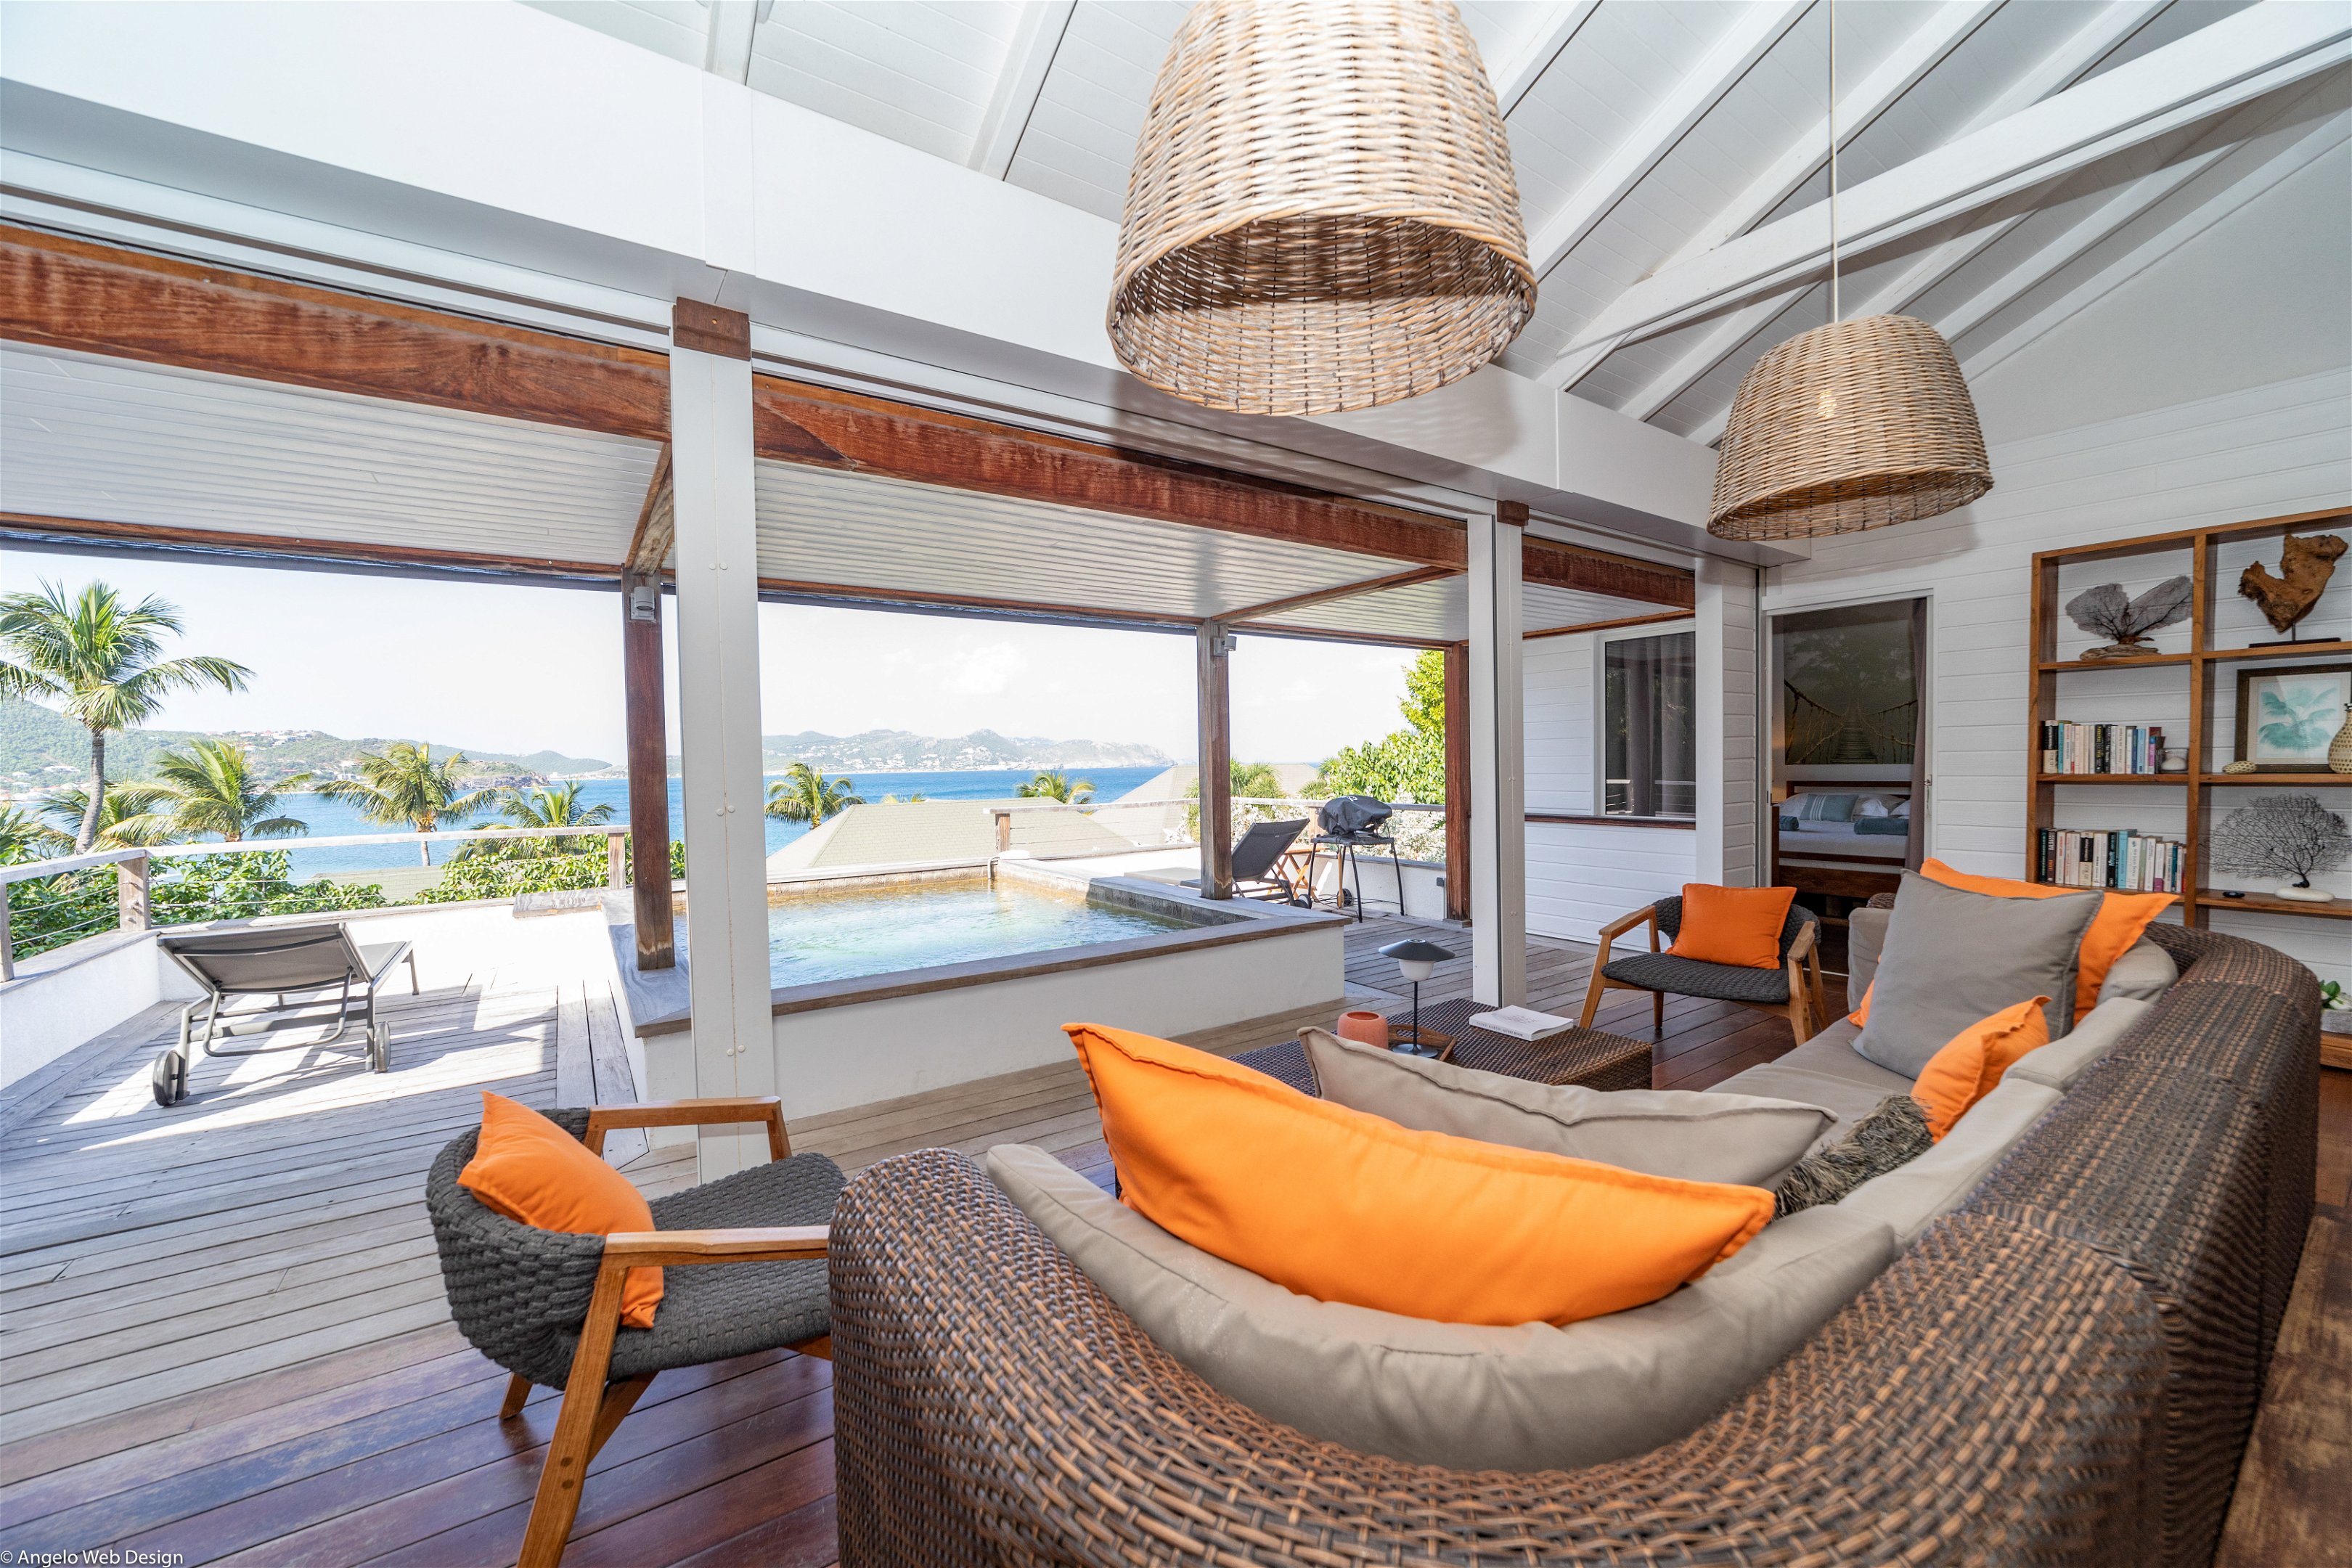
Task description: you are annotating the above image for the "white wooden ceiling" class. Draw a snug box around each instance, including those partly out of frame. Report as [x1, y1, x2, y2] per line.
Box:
[0, 346, 661, 566]
[523, 0, 2350, 443]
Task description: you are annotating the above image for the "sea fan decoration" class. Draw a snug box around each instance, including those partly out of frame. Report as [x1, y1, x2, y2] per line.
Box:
[2065, 576, 2193, 659]
[2209, 794, 2351, 891]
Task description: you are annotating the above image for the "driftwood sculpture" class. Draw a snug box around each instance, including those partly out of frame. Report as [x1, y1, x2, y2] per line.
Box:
[2065, 576, 2192, 659]
[2239, 533, 2345, 636]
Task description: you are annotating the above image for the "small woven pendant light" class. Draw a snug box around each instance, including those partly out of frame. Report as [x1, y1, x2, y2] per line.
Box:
[1708, 2, 1990, 541]
[1108, 0, 1536, 418]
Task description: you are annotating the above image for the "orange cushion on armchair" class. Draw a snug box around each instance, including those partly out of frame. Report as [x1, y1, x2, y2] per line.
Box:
[1667, 884, 1797, 970]
[1065, 1023, 1773, 1327]
[460, 1091, 664, 1328]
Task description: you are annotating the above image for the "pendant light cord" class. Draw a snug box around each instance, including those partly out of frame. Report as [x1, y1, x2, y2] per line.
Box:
[1828, 0, 1840, 323]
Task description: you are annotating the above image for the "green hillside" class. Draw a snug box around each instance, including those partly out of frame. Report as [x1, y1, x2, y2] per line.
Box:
[0, 699, 608, 788]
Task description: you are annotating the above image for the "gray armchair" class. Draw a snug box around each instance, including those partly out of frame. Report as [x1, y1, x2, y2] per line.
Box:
[1577, 894, 1826, 1043]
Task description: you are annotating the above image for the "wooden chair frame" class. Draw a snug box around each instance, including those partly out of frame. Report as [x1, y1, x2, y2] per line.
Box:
[510, 1095, 830, 1568]
[1575, 905, 1829, 1045]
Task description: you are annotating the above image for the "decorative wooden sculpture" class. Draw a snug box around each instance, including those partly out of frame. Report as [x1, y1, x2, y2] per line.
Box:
[2238, 532, 2345, 637]
[2064, 576, 2191, 659]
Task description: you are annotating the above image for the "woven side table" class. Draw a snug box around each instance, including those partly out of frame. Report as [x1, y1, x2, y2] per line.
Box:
[1236, 997, 1653, 1095]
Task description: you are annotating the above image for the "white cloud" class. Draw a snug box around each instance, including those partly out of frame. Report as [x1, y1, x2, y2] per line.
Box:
[939, 641, 1026, 695]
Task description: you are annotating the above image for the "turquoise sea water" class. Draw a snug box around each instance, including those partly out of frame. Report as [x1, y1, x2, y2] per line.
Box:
[251, 767, 1165, 879]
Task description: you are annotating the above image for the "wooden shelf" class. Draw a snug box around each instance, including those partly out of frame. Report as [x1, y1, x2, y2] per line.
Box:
[2038, 653, 2192, 672]
[2200, 772, 2352, 786]
[2034, 773, 2185, 785]
[2195, 889, 2352, 919]
[2202, 640, 2352, 664]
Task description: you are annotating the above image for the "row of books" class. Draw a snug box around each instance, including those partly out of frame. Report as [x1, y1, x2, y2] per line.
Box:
[2039, 721, 2168, 775]
[2036, 828, 2187, 892]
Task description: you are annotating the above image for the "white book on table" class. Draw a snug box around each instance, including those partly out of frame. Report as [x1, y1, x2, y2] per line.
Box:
[1466, 1005, 1575, 1041]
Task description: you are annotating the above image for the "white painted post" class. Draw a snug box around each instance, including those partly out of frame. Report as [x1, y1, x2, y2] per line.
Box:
[1695, 558, 1763, 886]
[668, 298, 777, 1182]
[1467, 504, 1527, 1006]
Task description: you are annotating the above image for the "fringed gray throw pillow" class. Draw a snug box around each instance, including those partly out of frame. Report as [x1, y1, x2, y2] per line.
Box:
[1773, 1096, 1934, 1218]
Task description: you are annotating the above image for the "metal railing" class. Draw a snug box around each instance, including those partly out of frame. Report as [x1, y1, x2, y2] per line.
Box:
[0, 825, 635, 981]
[986, 796, 1447, 862]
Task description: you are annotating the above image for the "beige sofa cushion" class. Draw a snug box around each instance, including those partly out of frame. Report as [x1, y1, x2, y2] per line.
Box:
[1837, 1079, 2061, 1247]
[987, 1142, 1896, 1472]
[2005, 996, 2156, 1092]
[1773, 1020, 1914, 1094]
[2097, 938, 2177, 1004]
[1846, 905, 1890, 999]
[1302, 1029, 1832, 1188]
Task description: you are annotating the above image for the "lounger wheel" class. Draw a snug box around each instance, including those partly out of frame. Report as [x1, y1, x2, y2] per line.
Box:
[151, 1050, 189, 1107]
[368, 1022, 390, 1074]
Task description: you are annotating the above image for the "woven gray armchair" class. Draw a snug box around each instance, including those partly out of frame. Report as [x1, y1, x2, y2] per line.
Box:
[1577, 894, 1826, 1042]
[425, 1097, 838, 1568]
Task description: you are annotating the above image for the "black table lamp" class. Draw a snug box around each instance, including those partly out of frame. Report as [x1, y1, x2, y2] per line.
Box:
[1379, 937, 1455, 1057]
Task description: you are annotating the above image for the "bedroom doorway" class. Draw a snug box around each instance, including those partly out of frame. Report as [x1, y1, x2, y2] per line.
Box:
[1769, 597, 1927, 974]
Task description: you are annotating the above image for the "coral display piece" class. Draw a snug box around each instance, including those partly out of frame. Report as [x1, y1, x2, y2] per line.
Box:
[2238, 532, 2345, 640]
[2064, 576, 2191, 659]
[2209, 794, 2351, 902]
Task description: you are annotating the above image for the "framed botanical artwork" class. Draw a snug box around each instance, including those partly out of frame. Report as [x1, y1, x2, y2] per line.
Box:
[2234, 663, 2352, 771]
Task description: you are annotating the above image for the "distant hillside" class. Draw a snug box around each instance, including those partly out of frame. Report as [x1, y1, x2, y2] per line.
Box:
[0, 699, 609, 789]
[760, 728, 1170, 772]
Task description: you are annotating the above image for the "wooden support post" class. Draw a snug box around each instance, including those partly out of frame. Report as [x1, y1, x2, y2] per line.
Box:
[668, 298, 776, 1183]
[117, 853, 149, 933]
[992, 810, 1013, 854]
[1468, 505, 1527, 1005]
[622, 572, 675, 968]
[1443, 642, 1471, 923]
[1196, 621, 1234, 899]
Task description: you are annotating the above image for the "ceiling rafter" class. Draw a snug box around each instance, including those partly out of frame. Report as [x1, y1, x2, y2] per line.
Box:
[1524, 0, 1809, 282]
[1631, 0, 2181, 430]
[1487, 0, 1604, 119]
[1550, 1, 2351, 370]
[968, 1, 1075, 179]
[625, 444, 674, 577]
[1217, 565, 1458, 626]
[703, 0, 761, 85]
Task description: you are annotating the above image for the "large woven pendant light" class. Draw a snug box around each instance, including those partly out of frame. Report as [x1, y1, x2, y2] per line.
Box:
[1108, 0, 1536, 418]
[1709, 1, 1990, 541]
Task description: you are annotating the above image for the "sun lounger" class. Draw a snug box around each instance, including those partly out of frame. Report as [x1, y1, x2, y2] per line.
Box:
[152, 924, 419, 1106]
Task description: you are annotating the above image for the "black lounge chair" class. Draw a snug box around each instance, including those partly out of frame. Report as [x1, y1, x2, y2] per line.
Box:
[1576, 894, 1826, 1044]
[152, 923, 419, 1106]
[1183, 817, 1309, 904]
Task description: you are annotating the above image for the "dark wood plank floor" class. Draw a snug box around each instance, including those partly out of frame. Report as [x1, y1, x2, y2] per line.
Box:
[1, 915, 2340, 1566]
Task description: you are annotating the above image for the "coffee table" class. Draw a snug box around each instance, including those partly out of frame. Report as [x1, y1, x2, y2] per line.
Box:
[1233, 997, 1653, 1095]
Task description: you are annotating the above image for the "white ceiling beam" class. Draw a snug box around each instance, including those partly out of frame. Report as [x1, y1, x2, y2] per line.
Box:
[1606, 0, 2175, 417]
[968, 1, 1075, 179]
[1488, 0, 1603, 119]
[1553, 1, 2351, 365]
[1524, 0, 1809, 281]
[1961, 105, 2349, 380]
[703, 0, 761, 85]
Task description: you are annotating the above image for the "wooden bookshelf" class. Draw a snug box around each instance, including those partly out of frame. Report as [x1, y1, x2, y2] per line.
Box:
[2027, 505, 2352, 928]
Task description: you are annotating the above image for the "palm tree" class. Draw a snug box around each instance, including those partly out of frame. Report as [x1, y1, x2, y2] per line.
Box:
[0, 805, 48, 864]
[474, 780, 615, 858]
[35, 783, 175, 852]
[316, 742, 497, 865]
[147, 738, 311, 842]
[1017, 769, 1095, 804]
[0, 581, 251, 852]
[764, 761, 862, 825]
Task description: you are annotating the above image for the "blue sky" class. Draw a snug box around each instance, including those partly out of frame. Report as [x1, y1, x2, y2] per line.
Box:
[0, 549, 1418, 767]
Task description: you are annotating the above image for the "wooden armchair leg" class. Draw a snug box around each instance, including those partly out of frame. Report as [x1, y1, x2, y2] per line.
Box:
[585, 1374, 653, 1466]
[499, 1373, 532, 1421]
[1652, 990, 1665, 1038]
[1577, 967, 1609, 1029]
[518, 1269, 628, 1568]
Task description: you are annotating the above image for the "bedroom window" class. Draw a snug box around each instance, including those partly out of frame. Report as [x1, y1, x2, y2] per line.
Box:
[1603, 630, 1696, 818]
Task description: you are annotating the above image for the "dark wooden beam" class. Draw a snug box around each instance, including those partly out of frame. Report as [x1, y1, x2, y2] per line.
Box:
[622, 573, 675, 969]
[1524, 608, 1694, 640]
[1443, 641, 1470, 923]
[0, 226, 669, 440]
[1, 511, 621, 583]
[1196, 622, 1233, 899]
[1218, 565, 1457, 624]
[1228, 621, 1453, 651]
[626, 446, 675, 576]
[1520, 536, 1694, 609]
[671, 300, 750, 360]
[751, 377, 1469, 569]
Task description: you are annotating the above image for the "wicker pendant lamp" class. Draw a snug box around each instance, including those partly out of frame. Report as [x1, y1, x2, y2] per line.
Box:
[1108, 0, 1536, 418]
[1707, 4, 1990, 541]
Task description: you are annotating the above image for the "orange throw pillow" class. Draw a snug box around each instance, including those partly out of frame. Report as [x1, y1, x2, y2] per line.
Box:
[1065, 1023, 1773, 1326]
[1919, 859, 2173, 1016]
[1848, 981, 1871, 1026]
[1909, 998, 2051, 1141]
[1667, 884, 1797, 970]
[460, 1092, 664, 1328]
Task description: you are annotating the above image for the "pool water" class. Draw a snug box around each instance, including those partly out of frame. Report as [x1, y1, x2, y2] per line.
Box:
[732, 881, 1195, 987]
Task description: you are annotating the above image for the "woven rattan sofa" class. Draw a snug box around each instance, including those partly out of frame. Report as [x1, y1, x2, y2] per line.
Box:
[828, 919, 2319, 1567]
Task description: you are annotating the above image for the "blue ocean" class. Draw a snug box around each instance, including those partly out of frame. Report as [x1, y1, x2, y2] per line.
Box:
[261, 767, 1168, 878]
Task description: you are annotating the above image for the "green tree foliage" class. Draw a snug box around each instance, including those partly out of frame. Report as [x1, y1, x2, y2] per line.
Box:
[34, 783, 174, 852]
[0, 805, 44, 864]
[1016, 769, 1095, 804]
[1183, 759, 1292, 842]
[454, 781, 616, 861]
[4, 852, 385, 964]
[1312, 648, 1447, 806]
[317, 742, 496, 865]
[147, 738, 311, 842]
[764, 761, 862, 825]
[0, 581, 250, 852]
[417, 834, 685, 902]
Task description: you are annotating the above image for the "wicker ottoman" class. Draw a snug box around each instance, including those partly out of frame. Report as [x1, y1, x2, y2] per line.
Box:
[1234, 997, 1653, 1095]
